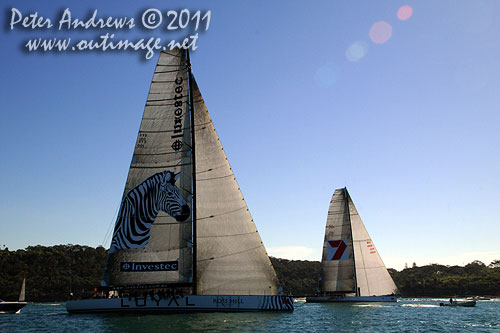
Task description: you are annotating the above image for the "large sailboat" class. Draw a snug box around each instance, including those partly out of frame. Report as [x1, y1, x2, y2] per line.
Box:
[306, 188, 397, 303]
[66, 48, 293, 313]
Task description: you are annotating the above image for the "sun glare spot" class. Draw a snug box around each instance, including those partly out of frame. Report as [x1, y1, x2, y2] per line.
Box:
[397, 5, 413, 21]
[369, 21, 392, 44]
[314, 63, 338, 88]
[346, 41, 368, 62]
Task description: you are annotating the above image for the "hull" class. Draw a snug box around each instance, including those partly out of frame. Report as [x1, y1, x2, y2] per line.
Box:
[440, 300, 476, 307]
[67, 295, 294, 314]
[0, 301, 28, 314]
[306, 295, 397, 303]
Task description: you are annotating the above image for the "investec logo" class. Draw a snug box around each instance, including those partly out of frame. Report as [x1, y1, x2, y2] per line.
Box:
[120, 261, 178, 272]
[171, 75, 185, 151]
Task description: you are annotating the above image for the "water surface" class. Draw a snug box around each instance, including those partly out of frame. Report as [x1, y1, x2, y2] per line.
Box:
[1, 298, 499, 332]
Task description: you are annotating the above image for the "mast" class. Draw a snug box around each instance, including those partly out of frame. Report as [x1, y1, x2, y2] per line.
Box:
[186, 48, 198, 295]
[344, 187, 358, 295]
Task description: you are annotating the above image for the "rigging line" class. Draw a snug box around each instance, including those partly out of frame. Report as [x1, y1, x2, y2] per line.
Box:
[153, 220, 193, 226]
[197, 230, 257, 238]
[130, 162, 192, 169]
[196, 164, 227, 174]
[152, 68, 183, 73]
[139, 127, 191, 134]
[132, 149, 191, 156]
[197, 173, 234, 181]
[154, 70, 182, 74]
[156, 64, 181, 67]
[148, 91, 178, 94]
[197, 205, 247, 220]
[197, 244, 264, 262]
[151, 80, 183, 83]
[145, 103, 187, 107]
[147, 96, 189, 102]
[193, 121, 212, 127]
[101, 204, 120, 247]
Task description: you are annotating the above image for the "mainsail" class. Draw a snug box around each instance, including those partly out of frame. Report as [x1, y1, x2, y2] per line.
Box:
[103, 49, 194, 288]
[320, 188, 396, 296]
[103, 49, 280, 295]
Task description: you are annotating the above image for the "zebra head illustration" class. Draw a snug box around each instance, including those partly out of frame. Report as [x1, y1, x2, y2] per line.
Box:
[109, 170, 191, 252]
[157, 171, 190, 222]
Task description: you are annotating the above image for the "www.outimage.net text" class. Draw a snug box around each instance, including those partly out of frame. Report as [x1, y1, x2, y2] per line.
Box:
[8, 8, 211, 59]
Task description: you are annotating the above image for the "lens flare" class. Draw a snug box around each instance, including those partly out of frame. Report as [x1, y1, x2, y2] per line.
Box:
[346, 41, 368, 62]
[369, 21, 392, 44]
[397, 5, 413, 21]
[314, 63, 338, 88]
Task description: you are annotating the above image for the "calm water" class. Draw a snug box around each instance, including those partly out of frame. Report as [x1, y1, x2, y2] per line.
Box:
[1, 298, 499, 332]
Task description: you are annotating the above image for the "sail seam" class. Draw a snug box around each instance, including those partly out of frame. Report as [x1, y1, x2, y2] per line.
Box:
[197, 245, 263, 262]
[197, 174, 233, 181]
[130, 162, 192, 169]
[197, 230, 257, 238]
[197, 205, 247, 220]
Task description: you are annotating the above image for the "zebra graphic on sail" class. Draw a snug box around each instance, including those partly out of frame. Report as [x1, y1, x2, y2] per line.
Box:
[109, 170, 190, 254]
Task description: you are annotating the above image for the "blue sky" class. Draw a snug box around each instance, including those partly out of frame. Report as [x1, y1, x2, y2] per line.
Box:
[1, 1, 499, 270]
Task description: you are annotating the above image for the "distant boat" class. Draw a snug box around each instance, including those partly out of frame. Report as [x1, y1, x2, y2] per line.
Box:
[66, 48, 293, 314]
[468, 296, 490, 301]
[0, 278, 27, 314]
[440, 300, 476, 307]
[306, 188, 397, 303]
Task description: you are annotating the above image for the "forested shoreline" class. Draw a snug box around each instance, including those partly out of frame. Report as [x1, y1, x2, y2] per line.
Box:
[1, 245, 499, 301]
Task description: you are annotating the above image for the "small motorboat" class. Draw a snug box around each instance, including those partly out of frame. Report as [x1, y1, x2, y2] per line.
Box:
[439, 300, 476, 307]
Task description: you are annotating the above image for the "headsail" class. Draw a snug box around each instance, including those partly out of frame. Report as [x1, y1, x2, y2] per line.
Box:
[103, 48, 194, 288]
[320, 188, 397, 296]
[192, 78, 280, 295]
[348, 191, 397, 296]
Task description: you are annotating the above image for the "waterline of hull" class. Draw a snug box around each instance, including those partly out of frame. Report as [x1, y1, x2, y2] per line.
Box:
[306, 295, 397, 303]
[66, 295, 294, 313]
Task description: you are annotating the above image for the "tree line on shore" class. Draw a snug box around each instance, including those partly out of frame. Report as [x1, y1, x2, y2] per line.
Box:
[1, 245, 499, 301]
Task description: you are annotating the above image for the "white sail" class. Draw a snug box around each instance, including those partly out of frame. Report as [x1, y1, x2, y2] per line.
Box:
[103, 49, 194, 288]
[192, 79, 280, 295]
[348, 192, 397, 296]
[18, 278, 25, 302]
[320, 188, 356, 293]
[319, 188, 397, 296]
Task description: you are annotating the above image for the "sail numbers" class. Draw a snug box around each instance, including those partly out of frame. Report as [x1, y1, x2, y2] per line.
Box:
[135, 133, 147, 149]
